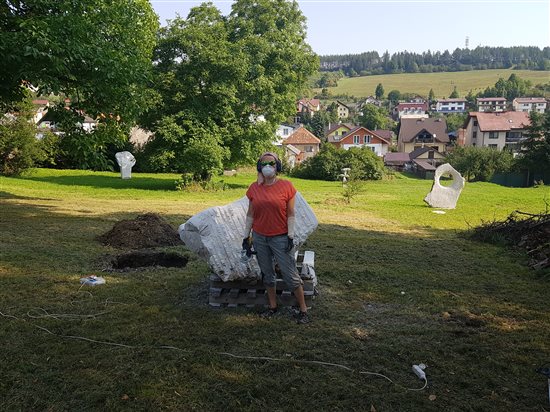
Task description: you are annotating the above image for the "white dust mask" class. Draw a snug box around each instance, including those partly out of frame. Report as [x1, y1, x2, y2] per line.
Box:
[261, 165, 276, 177]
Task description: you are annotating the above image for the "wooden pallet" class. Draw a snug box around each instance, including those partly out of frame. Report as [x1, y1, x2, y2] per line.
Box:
[208, 251, 318, 308]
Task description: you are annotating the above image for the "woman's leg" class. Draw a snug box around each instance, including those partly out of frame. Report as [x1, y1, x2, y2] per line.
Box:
[252, 232, 277, 309]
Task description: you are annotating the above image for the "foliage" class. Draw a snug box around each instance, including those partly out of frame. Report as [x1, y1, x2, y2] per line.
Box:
[358, 104, 391, 131]
[0, 96, 43, 176]
[143, 0, 318, 176]
[319, 46, 550, 76]
[428, 88, 435, 103]
[175, 173, 228, 192]
[517, 110, 550, 178]
[292, 144, 384, 181]
[449, 86, 459, 98]
[445, 146, 515, 182]
[387, 90, 401, 104]
[342, 176, 364, 203]
[0, 0, 159, 121]
[442, 113, 467, 132]
[36, 131, 61, 168]
[478, 73, 533, 100]
[375, 83, 384, 99]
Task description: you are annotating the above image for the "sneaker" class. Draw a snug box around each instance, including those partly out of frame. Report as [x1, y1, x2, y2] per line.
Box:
[295, 311, 310, 324]
[259, 307, 278, 319]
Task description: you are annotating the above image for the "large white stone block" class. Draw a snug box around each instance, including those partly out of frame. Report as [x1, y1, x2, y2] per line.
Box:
[424, 163, 465, 209]
[115, 151, 136, 179]
[179, 193, 318, 282]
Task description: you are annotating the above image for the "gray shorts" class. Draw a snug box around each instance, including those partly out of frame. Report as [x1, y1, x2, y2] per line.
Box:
[252, 232, 302, 290]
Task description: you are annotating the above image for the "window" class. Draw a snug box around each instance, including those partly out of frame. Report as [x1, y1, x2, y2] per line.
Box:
[283, 129, 289, 136]
[364, 135, 371, 144]
[305, 146, 313, 152]
[473, 121, 478, 126]
[489, 132, 498, 139]
[488, 144, 498, 149]
[473, 132, 477, 139]
[370, 146, 376, 152]
[353, 135, 360, 144]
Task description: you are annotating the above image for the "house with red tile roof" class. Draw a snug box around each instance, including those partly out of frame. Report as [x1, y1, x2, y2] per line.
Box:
[462, 111, 530, 152]
[335, 126, 392, 156]
[282, 125, 321, 165]
[297, 98, 321, 114]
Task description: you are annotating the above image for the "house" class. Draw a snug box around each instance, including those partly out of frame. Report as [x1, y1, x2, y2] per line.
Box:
[360, 96, 383, 107]
[397, 117, 449, 153]
[476, 97, 507, 112]
[284, 144, 301, 169]
[31, 99, 50, 124]
[512, 97, 547, 113]
[36, 109, 97, 136]
[462, 111, 530, 152]
[435, 98, 467, 113]
[383, 152, 411, 170]
[297, 98, 321, 115]
[335, 126, 392, 156]
[325, 123, 354, 147]
[336, 100, 350, 119]
[384, 147, 445, 176]
[281, 125, 321, 165]
[274, 124, 296, 145]
[393, 102, 429, 120]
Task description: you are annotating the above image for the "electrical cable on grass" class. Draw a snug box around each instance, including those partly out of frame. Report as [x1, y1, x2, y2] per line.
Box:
[0, 309, 429, 392]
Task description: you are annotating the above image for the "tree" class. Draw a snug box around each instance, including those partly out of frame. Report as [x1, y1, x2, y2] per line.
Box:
[144, 0, 318, 175]
[445, 146, 514, 182]
[518, 111, 550, 181]
[387, 90, 401, 104]
[358, 104, 390, 131]
[449, 86, 459, 98]
[0, 0, 159, 120]
[375, 83, 384, 100]
[428, 88, 435, 103]
[444, 113, 468, 133]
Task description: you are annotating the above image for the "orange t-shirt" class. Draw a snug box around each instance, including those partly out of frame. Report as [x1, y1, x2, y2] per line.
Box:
[246, 179, 297, 237]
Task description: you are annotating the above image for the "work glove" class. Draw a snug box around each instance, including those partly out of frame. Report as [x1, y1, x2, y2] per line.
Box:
[285, 236, 294, 253]
[242, 237, 255, 257]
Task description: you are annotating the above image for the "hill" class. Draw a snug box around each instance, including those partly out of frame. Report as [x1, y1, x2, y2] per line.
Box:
[318, 69, 550, 99]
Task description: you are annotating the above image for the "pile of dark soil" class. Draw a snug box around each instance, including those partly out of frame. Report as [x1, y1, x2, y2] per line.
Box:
[469, 210, 550, 270]
[98, 213, 182, 249]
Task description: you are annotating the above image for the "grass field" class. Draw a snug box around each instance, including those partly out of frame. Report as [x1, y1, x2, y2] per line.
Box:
[318, 69, 550, 99]
[1, 168, 550, 411]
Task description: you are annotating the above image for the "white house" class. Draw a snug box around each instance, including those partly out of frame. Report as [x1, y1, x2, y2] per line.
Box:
[476, 97, 507, 112]
[435, 98, 467, 113]
[512, 97, 547, 113]
[273, 124, 296, 145]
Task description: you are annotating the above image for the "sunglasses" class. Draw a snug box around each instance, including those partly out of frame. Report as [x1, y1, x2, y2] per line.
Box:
[260, 161, 276, 167]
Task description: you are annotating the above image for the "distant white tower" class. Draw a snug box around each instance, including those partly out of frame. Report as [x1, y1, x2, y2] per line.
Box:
[465, 36, 470, 48]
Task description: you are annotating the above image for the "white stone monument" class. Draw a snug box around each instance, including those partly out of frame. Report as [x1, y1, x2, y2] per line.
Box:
[424, 163, 465, 209]
[179, 193, 318, 282]
[115, 151, 136, 179]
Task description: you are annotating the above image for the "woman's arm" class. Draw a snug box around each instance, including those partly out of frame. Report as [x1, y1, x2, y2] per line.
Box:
[287, 195, 296, 238]
[244, 201, 254, 238]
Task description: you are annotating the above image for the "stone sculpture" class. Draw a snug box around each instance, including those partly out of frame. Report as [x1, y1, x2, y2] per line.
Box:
[424, 163, 465, 209]
[115, 151, 136, 179]
[179, 193, 318, 282]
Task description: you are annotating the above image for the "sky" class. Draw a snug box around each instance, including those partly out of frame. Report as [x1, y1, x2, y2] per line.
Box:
[150, 0, 550, 56]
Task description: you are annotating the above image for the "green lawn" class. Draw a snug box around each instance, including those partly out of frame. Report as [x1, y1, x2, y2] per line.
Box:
[319, 69, 550, 99]
[1, 168, 549, 411]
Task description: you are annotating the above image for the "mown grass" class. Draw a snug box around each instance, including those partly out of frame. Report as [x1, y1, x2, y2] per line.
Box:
[318, 69, 550, 98]
[1, 168, 549, 411]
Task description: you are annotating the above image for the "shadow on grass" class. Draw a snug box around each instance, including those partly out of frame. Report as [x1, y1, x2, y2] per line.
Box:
[1, 199, 549, 411]
[21, 174, 178, 191]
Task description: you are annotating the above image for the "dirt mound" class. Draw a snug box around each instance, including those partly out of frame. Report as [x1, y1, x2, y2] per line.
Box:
[98, 213, 182, 249]
[469, 210, 550, 270]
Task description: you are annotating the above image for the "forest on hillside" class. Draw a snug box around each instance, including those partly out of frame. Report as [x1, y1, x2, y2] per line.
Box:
[319, 46, 550, 79]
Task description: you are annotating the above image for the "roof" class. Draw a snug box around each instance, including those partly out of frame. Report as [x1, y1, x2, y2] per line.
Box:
[476, 97, 506, 102]
[32, 99, 49, 106]
[413, 159, 437, 171]
[282, 126, 321, 145]
[396, 102, 428, 111]
[298, 98, 320, 109]
[326, 122, 354, 135]
[384, 152, 410, 164]
[371, 129, 393, 144]
[513, 97, 547, 104]
[437, 98, 466, 103]
[399, 118, 449, 143]
[469, 111, 531, 132]
[409, 147, 444, 159]
[340, 126, 392, 145]
[336, 100, 350, 109]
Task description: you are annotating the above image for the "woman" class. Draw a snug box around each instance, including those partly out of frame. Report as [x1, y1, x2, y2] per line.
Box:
[243, 152, 309, 324]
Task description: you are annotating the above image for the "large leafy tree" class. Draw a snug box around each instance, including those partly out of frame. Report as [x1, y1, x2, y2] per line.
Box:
[0, 0, 158, 119]
[519, 110, 550, 180]
[359, 104, 391, 131]
[144, 0, 318, 174]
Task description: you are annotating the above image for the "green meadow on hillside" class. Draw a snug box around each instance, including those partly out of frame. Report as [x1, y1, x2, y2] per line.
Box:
[1, 168, 549, 411]
[318, 69, 550, 98]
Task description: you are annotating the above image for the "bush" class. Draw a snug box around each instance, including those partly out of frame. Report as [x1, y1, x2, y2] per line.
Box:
[292, 144, 384, 181]
[445, 146, 515, 182]
[0, 98, 44, 176]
